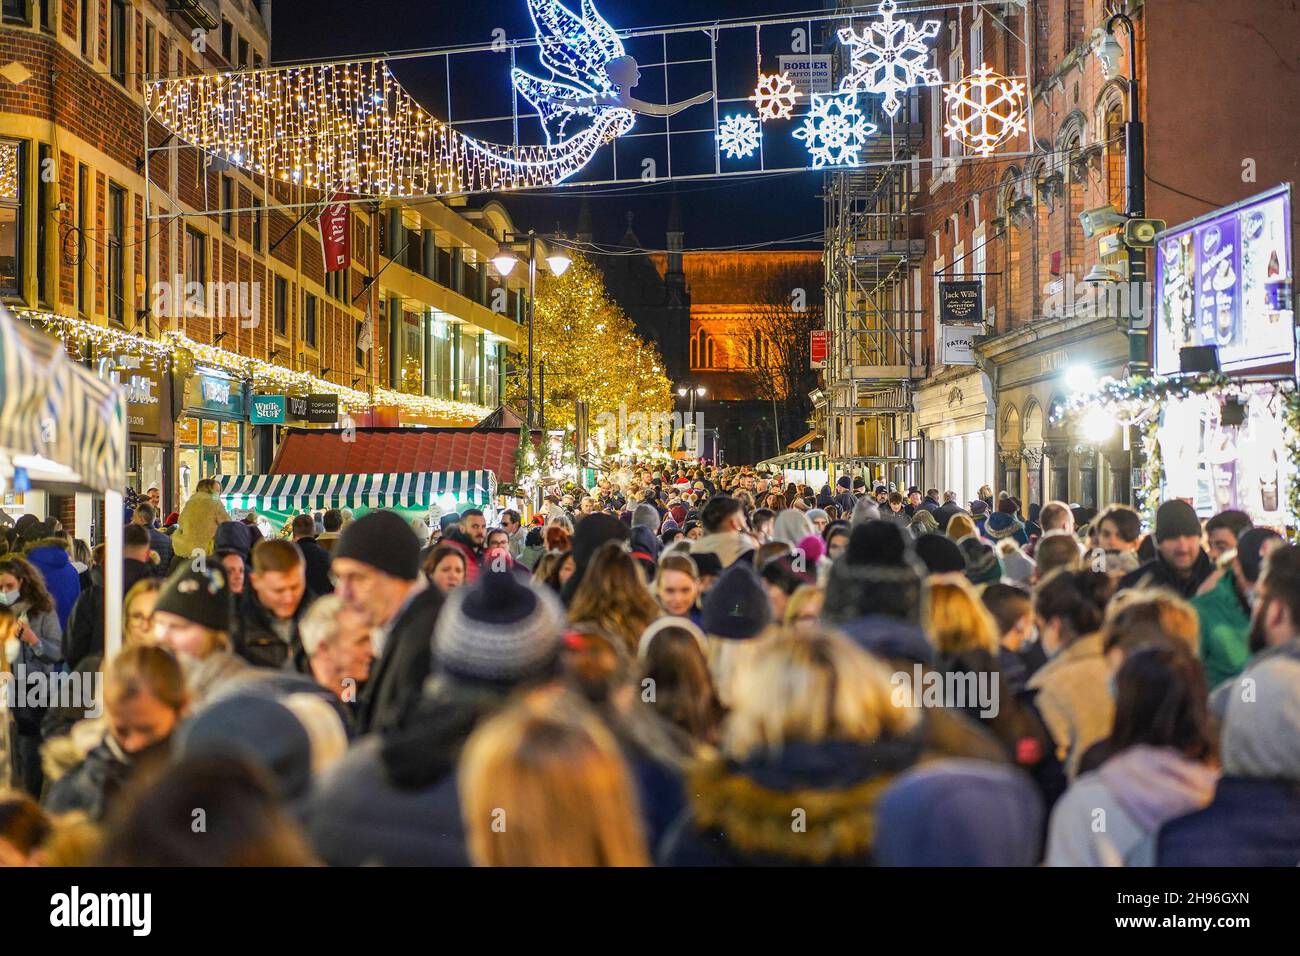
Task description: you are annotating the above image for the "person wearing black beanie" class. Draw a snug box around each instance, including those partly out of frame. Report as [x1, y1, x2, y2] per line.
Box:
[914, 532, 967, 575]
[332, 510, 444, 734]
[1118, 499, 1213, 599]
[559, 512, 629, 606]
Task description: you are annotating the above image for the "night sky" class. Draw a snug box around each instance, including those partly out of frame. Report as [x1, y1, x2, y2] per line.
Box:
[272, 0, 827, 251]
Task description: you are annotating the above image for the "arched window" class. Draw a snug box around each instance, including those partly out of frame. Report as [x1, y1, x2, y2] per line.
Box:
[705, 335, 715, 369]
[1002, 404, 1021, 445]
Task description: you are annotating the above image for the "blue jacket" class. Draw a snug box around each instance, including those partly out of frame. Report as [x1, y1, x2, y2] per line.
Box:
[1157, 777, 1300, 866]
[26, 544, 81, 632]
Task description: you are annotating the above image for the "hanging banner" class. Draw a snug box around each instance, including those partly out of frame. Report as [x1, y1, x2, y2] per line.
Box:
[940, 280, 983, 324]
[940, 324, 979, 365]
[778, 54, 834, 94]
[318, 192, 351, 273]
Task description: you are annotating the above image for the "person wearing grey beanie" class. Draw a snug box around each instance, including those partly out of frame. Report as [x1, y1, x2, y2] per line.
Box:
[632, 503, 662, 532]
[1118, 499, 1213, 599]
[434, 569, 564, 684]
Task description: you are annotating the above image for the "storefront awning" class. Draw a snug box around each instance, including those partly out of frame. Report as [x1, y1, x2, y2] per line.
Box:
[219, 470, 496, 512]
[785, 428, 822, 452]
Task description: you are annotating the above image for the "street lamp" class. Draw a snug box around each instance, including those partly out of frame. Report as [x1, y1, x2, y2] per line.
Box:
[491, 231, 572, 428]
[677, 384, 706, 454]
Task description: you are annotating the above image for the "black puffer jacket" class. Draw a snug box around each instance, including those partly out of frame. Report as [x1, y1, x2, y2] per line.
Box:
[231, 585, 314, 669]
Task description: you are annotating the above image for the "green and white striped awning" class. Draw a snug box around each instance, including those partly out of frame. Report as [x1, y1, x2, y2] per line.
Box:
[220, 471, 495, 512]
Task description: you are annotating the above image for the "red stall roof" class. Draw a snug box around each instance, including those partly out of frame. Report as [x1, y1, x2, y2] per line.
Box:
[270, 427, 525, 485]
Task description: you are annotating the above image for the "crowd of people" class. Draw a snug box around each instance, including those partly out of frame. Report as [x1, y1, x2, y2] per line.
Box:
[1, 460, 1298, 867]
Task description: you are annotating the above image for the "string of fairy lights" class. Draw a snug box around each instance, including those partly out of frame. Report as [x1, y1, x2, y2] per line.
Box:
[17, 309, 494, 423]
[146, 60, 632, 197]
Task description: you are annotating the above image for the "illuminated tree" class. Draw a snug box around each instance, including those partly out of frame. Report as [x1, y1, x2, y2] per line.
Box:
[508, 252, 673, 435]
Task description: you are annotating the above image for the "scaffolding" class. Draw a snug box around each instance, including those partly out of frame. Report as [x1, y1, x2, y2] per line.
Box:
[821, 94, 928, 490]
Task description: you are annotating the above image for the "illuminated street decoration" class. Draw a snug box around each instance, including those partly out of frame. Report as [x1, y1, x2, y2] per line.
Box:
[717, 113, 762, 159]
[750, 71, 801, 121]
[794, 93, 876, 168]
[943, 65, 1028, 156]
[148, 0, 710, 195]
[837, 0, 942, 117]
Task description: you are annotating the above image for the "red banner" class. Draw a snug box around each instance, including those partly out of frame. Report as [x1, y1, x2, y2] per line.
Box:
[810, 329, 829, 368]
[318, 192, 350, 272]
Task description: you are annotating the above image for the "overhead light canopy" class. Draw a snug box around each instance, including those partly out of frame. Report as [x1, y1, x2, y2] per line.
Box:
[546, 250, 572, 276]
[492, 243, 519, 276]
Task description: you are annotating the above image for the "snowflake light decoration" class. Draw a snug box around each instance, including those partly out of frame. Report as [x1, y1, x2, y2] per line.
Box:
[943, 65, 1028, 156]
[750, 71, 801, 121]
[793, 93, 877, 168]
[837, 0, 941, 117]
[717, 113, 762, 159]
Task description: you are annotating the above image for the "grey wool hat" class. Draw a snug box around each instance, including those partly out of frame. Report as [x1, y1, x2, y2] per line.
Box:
[434, 568, 564, 683]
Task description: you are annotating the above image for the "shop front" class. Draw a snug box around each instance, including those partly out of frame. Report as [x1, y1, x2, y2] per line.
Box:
[176, 367, 250, 508]
[96, 350, 173, 512]
[980, 313, 1128, 510]
[915, 366, 994, 506]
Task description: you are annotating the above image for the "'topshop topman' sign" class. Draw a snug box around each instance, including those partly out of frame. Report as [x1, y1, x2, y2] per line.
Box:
[1154, 184, 1294, 376]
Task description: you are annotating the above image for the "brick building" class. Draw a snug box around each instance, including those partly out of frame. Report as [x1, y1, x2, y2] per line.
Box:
[0, 0, 530, 531]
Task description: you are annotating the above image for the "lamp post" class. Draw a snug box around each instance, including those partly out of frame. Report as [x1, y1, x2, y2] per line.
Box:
[492, 231, 572, 428]
[677, 384, 706, 455]
[1095, 12, 1147, 372]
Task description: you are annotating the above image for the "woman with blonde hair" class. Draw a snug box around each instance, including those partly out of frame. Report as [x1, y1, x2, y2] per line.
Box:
[946, 511, 978, 542]
[459, 689, 650, 866]
[925, 575, 1001, 657]
[568, 540, 660, 656]
[909, 508, 939, 539]
[659, 630, 922, 866]
[783, 584, 824, 632]
[123, 577, 162, 648]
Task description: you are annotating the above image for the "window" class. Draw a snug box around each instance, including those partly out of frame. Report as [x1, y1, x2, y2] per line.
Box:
[107, 183, 126, 322]
[251, 198, 262, 252]
[185, 227, 206, 312]
[253, 53, 263, 70]
[302, 292, 317, 346]
[237, 36, 248, 68]
[0, 141, 22, 299]
[221, 177, 233, 234]
[2, 0, 29, 25]
[971, 17, 983, 72]
[325, 268, 349, 302]
[273, 275, 287, 335]
[80, 0, 91, 58]
[144, 23, 155, 81]
[76, 164, 88, 314]
[221, 19, 232, 62]
[37, 144, 51, 305]
[110, 0, 127, 84]
[38, 0, 51, 33]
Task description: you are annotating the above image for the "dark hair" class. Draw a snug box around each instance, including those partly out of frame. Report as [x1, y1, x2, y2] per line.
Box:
[291, 514, 316, 538]
[640, 626, 722, 745]
[422, 543, 468, 580]
[501, 509, 520, 525]
[461, 508, 484, 520]
[123, 523, 152, 550]
[99, 752, 316, 866]
[1257, 544, 1300, 639]
[701, 495, 742, 534]
[1109, 642, 1212, 761]
[322, 509, 343, 532]
[0, 555, 54, 614]
[524, 527, 544, 548]
[888, 492, 904, 506]
[981, 582, 1031, 635]
[544, 550, 574, 592]
[750, 508, 775, 530]
[135, 502, 156, 523]
[0, 791, 50, 855]
[1097, 505, 1142, 544]
[1033, 569, 1113, 642]
[997, 497, 1020, 515]
[760, 554, 814, 596]
[823, 519, 850, 544]
[1205, 509, 1252, 540]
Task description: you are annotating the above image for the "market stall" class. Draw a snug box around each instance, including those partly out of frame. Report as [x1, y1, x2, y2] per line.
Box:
[757, 451, 830, 490]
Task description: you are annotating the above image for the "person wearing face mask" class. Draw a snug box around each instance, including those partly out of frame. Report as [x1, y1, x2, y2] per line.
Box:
[44, 645, 187, 822]
[1118, 501, 1214, 599]
[1191, 527, 1285, 689]
[0, 556, 64, 796]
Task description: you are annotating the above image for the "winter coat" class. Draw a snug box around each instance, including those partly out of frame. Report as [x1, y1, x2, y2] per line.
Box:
[440, 528, 483, 584]
[63, 560, 155, 671]
[1191, 571, 1251, 688]
[170, 492, 231, 565]
[1118, 549, 1214, 600]
[628, 525, 661, 564]
[25, 543, 81, 632]
[307, 678, 504, 866]
[44, 735, 171, 822]
[657, 737, 923, 866]
[1047, 745, 1218, 866]
[1157, 777, 1300, 866]
[357, 584, 444, 736]
[296, 536, 334, 595]
[145, 525, 174, 570]
[935, 501, 963, 532]
[1026, 633, 1113, 780]
[690, 530, 759, 570]
[232, 584, 313, 670]
[11, 599, 62, 678]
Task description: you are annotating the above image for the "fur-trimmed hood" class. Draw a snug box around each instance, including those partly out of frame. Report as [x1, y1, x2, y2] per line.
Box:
[677, 737, 923, 865]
